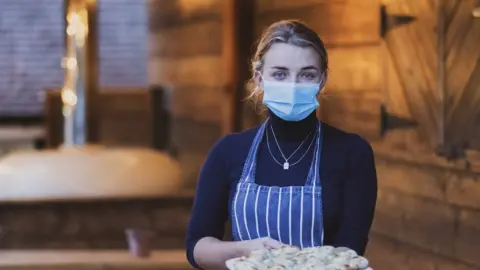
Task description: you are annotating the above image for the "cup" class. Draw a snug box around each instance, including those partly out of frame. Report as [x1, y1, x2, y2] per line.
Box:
[125, 228, 155, 258]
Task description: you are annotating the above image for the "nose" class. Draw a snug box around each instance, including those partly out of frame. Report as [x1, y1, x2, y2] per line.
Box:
[291, 73, 301, 84]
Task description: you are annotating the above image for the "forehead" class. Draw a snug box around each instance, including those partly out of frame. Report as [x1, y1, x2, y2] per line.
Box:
[263, 42, 320, 70]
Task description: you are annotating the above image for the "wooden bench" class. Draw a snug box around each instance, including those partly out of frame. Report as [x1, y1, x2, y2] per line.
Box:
[0, 250, 191, 270]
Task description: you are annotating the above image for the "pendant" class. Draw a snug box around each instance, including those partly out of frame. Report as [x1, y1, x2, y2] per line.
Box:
[283, 162, 289, 170]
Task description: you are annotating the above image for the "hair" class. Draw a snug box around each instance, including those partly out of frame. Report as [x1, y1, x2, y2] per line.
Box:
[246, 20, 329, 107]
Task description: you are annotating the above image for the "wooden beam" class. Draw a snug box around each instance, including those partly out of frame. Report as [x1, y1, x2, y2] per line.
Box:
[222, 0, 255, 133]
[326, 45, 382, 94]
[63, 0, 99, 144]
[148, 56, 225, 88]
[149, 20, 222, 58]
[256, 0, 381, 46]
[148, 0, 221, 31]
[437, 0, 446, 149]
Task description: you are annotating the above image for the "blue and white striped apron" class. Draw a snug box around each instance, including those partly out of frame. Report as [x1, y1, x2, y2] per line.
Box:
[231, 120, 324, 248]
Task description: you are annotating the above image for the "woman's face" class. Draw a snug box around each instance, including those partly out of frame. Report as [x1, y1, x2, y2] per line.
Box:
[257, 43, 322, 84]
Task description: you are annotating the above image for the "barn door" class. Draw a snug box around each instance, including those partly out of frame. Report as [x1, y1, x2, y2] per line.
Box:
[380, 0, 442, 152]
[442, 0, 480, 158]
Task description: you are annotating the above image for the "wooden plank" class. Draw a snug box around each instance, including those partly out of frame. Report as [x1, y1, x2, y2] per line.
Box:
[472, 117, 480, 151]
[445, 0, 475, 54]
[178, 152, 207, 188]
[255, 0, 381, 46]
[221, 0, 238, 136]
[401, 0, 437, 92]
[373, 189, 456, 257]
[149, 20, 222, 58]
[148, 0, 220, 31]
[221, 0, 256, 134]
[171, 86, 223, 122]
[444, 0, 462, 30]
[443, 0, 480, 151]
[171, 117, 222, 154]
[445, 60, 480, 147]
[318, 91, 382, 140]
[0, 250, 188, 269]
[383, 44, 412, 118]
[385, 10, 440, 148]
[98, 91, 152, 147]
[148, 56, 226, 88]
[445, 8, 480, 122]
[326, 45, 381, 93]
[256, 0, 348, 13]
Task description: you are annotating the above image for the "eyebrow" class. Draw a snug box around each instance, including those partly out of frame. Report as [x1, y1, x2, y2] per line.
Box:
[271, 66, 319, 71]
[301, 66, 318, 71]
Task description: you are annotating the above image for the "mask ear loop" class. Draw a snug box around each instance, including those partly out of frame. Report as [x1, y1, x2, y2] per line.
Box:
[317, 72, 329, 103]
[319, 71, 327, 90]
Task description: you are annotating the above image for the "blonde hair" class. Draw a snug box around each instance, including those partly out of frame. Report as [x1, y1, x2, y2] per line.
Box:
[246, 20, 329, 107]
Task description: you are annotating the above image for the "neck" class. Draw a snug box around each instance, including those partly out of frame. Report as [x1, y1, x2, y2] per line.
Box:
[268, 109, 318, 141]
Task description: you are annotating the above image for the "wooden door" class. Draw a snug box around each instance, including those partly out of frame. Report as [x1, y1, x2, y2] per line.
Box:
[442, 0, 480, 156]
[381, 0, 442, 153]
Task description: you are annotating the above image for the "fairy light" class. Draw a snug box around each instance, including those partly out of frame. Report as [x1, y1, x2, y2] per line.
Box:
[62, 6, 88, 145]
[473, 7, 480, 18]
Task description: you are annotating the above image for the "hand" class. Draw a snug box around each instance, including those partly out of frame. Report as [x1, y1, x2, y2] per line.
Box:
[235, 237, 284, 256]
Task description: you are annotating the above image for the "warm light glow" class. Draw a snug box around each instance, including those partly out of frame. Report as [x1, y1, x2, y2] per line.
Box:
[61, 89, 78, 107]
[62, 57, 77, 70]
[62, 106, 73, 117]
[66, 11, 88, 46]
[178, 0, 216, 15]
[473, 7, 480, 17]
[62, 9, 87, 111]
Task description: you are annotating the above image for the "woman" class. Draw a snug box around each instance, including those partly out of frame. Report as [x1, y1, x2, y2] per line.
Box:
[185, 20, 377, 269]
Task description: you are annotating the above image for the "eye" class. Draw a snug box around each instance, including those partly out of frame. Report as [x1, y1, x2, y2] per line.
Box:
[271, 71, 287, 81]
[300, 72, 317, 81]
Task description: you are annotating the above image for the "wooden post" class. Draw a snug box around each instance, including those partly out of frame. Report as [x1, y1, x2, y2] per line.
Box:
[221, 0, 255, 133]
[436, 0, 446, 150]
[62, 0, 99, 145]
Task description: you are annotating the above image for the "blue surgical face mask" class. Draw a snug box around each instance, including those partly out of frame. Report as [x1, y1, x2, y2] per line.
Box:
[262, 79, 321, 122]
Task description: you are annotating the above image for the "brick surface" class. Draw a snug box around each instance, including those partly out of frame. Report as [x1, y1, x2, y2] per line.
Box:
[0, 0, 148, 116]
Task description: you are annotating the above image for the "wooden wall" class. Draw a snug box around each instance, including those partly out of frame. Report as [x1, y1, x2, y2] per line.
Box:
[147, 0, 229, 188]
[371, 1, 480, 269]
[247, 0, 480, 269]
[380, 0, 440, 154]
[248, 0, 384, 140]
[145, 0, 480, 268]
[443, 0, 480, 153]
[44, 87, 170, 150]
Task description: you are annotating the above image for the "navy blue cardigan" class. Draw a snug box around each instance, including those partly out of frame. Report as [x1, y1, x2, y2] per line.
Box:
[185, 112, 377, 268]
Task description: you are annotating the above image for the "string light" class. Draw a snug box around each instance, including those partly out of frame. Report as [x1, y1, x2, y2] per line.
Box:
[473, 7, 480, 18]
[62, 6, 88, 144]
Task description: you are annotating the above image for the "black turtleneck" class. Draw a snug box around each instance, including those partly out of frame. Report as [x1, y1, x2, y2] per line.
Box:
[186, 111, 378, 268]
[267, 109, 318, 141]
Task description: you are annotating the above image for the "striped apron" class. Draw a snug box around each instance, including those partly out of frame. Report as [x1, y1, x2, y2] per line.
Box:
[231, 120, 324, 248]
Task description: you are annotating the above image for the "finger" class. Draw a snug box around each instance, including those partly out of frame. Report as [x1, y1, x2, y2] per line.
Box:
[262, 238, 284, 249]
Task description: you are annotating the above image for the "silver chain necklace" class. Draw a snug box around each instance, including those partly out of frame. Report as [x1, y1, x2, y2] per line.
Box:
[266, 124, 316, 170]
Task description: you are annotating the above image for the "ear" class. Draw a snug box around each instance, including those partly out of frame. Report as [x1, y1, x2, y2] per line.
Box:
[254, 71, 263, 87]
